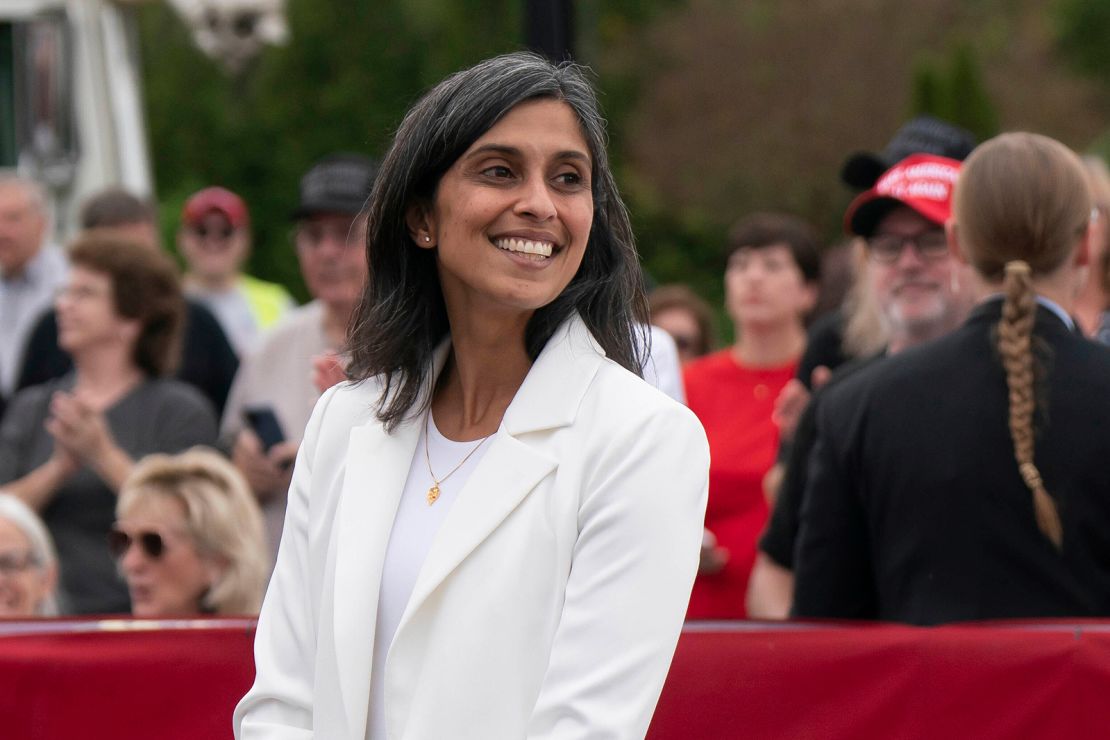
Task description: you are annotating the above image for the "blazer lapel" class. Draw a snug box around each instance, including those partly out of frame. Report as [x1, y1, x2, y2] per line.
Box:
[396, 316, 605, 632]
[399, 434, 557, 623]
[331, 407, 421, 736]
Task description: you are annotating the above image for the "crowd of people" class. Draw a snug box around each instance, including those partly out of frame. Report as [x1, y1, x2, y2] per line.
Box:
[0, 49, 1105, 732]
[0, 150, 381, 618]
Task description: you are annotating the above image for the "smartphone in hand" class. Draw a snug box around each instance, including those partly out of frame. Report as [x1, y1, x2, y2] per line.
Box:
[243, 406, 286, 453]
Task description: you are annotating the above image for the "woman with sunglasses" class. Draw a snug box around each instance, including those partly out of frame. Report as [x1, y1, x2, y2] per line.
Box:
[235, 53, 709, 740]
[0, 235, 218, 614]
[111, 448, 267, 617]
[794, 133, 1110, 624]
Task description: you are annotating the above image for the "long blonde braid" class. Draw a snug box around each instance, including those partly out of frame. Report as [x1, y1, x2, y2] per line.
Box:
[997, 260, 1062, 548]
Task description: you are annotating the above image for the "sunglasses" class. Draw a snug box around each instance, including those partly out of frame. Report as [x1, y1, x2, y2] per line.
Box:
[107, 528, 167, 560]
[190, 225, 235, 240]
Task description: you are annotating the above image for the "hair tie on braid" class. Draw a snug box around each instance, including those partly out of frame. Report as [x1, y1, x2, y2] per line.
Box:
[1004, 260, 1031, 276]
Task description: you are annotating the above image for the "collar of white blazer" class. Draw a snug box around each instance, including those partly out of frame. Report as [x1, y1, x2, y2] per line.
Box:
[330, 313, 608, 735]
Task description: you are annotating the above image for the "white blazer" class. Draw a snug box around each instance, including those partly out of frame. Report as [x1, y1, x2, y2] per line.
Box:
[234, 316, 710, 740]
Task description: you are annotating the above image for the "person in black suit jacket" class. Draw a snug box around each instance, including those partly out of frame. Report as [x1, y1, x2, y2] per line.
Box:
[749, 153, 973, 619]
[794, 132, 1110, 625]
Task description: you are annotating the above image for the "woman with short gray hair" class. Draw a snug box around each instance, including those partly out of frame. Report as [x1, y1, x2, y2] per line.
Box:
[0, 492, 60, 617]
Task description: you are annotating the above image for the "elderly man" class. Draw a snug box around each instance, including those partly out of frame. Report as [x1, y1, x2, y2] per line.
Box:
[747, 154, 973, 618]
[223, 153, 377, 562]
[0, 177, 67, 418]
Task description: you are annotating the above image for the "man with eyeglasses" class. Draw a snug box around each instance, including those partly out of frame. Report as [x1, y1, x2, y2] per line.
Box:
[222, 153, 377, 565]
[178, 187, 293, 357]
[749, 154, 972, 618]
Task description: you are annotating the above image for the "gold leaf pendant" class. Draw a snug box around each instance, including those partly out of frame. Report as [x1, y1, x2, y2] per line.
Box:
[426, 485, 441, 506]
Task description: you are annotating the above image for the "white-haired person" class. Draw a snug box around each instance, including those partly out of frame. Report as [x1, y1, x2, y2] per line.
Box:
[0, 492, 59, 617]
[111, 448, 268, 617]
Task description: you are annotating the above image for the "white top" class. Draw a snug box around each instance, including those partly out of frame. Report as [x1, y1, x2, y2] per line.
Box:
[642, 324, 686, 404]
[189, 285, 259, 356]
[367, 412, 492, 740]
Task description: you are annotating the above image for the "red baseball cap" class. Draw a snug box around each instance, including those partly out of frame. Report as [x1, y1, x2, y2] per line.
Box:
[844, 154, 961, 237]
[182, 187, 249, 228]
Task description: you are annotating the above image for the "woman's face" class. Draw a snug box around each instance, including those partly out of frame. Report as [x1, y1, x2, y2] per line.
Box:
[652, 307, 704, 365]
[0, 516, 54, 617]
[415, 98, 594, 321]
[724, 244, 815, 331]
[116, 494, 219, 618]
[55, 267, 137, 357]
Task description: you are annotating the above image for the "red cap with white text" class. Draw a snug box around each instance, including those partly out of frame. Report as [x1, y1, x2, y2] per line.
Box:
[844, 154, 961, 237]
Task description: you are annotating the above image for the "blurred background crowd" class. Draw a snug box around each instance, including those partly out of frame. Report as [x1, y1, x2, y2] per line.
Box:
[4, 0, 1110, 625]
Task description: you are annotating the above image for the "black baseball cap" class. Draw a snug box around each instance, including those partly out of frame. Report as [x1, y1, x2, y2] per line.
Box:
[840, 115, 977, 191]
[292, 153, 378, 219]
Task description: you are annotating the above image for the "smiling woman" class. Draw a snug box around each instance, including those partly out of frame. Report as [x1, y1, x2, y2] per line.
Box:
[113, 447, 267, 617]
[234, 53, 710, 740]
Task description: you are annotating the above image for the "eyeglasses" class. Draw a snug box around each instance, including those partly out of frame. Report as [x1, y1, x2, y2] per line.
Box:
[107, 528, 167, 560]
[294, 220, 361, 250]
[867, 230, 949, 264]
[0, 550, 40, 576]
[57, 284, 111, 302]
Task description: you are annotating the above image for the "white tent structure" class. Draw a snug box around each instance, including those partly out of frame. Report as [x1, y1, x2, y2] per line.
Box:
[1, 0, 286, 240]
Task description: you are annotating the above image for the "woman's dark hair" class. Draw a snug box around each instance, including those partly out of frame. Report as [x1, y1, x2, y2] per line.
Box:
[68, 234, 184, 377]
[725, 212, 822, 284]
[347, 52, 647, 429]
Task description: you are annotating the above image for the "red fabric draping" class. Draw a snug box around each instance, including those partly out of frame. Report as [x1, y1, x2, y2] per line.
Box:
[648, 621, 1110, 740]
[0, 618, 255, 740]
[4, 618, 1110, 739]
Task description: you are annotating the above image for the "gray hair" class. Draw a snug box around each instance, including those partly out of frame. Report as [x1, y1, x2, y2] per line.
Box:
[0, 175, 48, 215]
[0, 493, 60, 616]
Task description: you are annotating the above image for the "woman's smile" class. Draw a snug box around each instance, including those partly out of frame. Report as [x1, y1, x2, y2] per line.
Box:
[418, 98, 594, 315]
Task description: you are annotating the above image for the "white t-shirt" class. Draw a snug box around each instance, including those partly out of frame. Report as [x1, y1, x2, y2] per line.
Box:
[367, 412, 493, 740]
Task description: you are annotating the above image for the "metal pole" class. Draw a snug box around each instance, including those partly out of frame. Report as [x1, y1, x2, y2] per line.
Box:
[525, 0, 574, 62]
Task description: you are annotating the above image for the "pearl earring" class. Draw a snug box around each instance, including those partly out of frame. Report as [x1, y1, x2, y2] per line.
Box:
[424, 235, 430, 242]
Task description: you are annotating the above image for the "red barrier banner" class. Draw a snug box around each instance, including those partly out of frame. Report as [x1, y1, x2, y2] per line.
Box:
[3, 618, 1110, 739]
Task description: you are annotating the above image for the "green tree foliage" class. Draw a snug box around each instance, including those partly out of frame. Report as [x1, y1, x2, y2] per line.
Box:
[1053, 0, 1110, 162]
[1053, 0, 1110, 84]
[138, 0, 521, 301]
[910, 44, 999, 142]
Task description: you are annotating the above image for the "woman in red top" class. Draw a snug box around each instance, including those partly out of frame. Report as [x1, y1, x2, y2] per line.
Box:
[684, 213, 820, 619]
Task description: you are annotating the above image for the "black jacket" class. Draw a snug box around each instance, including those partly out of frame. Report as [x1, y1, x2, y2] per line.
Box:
[793, 300, 1110, 624]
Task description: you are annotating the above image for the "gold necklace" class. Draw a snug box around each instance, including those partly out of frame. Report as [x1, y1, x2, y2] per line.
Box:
[424, 413, 493, 505]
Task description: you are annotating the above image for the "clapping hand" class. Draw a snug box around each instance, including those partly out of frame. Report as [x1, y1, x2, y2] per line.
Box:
[46, 391, 115, 464]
